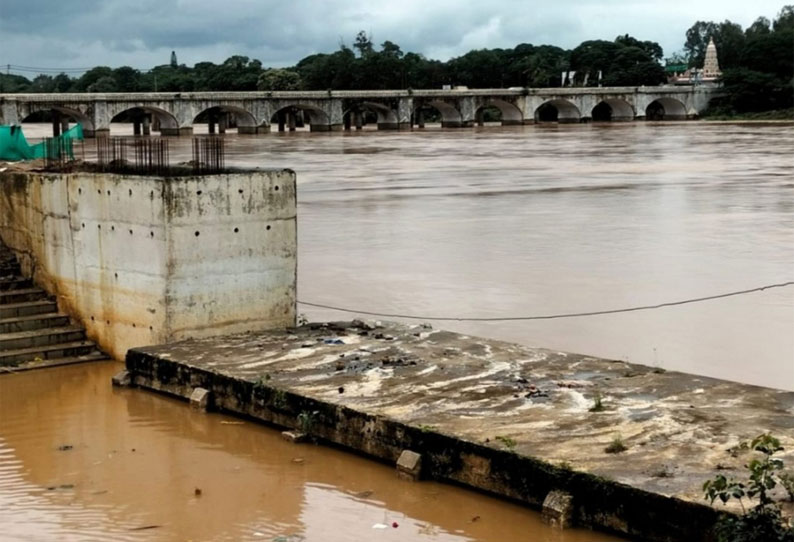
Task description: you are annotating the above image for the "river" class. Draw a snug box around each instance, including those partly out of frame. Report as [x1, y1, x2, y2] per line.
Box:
[224, 121, 792, 391]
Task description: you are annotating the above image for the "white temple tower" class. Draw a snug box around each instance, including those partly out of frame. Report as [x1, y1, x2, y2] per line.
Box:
[702, 37, 721, 80]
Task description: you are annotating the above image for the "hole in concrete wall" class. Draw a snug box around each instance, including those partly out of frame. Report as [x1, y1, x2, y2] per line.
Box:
[106, 320, 110, 325]
[78, 188, 82, 195]
[111, 225, 115, 231]
[195, 231, 200, 237]
[90, 316, 95, 321]
[197, 190, 202, 196]
[266, 225, 271, 231]
[234, 227, 239, 233]
[150, 232, 154, 238]
[114, 272, 118, 279]
[238, 189, 243, 194]
[107, 190, 111, 196]
[150, 191, 154, 198]
[274, 186, 280, 191]
[81, 223, 85, 229]
[129, 189, 132, 196]
[132, 323, 136, 328]
[97, 189, 101, 195]
[97, 224, 101, 230]
[149, 326, 153, 331]
[129, 229, 133, 235]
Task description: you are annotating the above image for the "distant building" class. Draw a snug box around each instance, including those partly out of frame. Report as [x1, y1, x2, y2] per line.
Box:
[701, 38, 721, 81]
[170, 51, 178, 68]
[666, 38, 721, 86]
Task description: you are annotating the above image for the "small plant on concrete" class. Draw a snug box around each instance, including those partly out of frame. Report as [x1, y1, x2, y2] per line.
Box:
[494, 435, 517, 451]
[272, 389, 288, 409]
[417, 424, 437, 433]
[605, 435, 627, 454]
[297, 410, 318, 435]
[703, 434, 794, 542]
[589, 390, 605, 412]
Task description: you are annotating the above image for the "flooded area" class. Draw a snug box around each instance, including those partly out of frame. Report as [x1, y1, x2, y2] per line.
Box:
[3, 120, 792, 540]
[0, 362, 622, 541]
[26, 121, 793, 390]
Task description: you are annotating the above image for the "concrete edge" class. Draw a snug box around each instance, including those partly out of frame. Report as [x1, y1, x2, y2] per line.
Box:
[124, 348, 723, 541]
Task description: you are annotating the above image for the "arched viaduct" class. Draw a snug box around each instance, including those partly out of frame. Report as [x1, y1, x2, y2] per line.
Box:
[0, 86, 718, 137]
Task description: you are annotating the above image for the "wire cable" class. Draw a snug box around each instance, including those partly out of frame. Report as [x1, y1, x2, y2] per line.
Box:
[298, 281, 794, 322]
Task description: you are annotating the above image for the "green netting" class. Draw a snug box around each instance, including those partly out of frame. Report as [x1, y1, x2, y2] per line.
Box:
[0, 124, 84, 161]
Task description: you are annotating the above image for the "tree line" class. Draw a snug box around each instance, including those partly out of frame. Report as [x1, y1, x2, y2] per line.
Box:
[0, 6, 791, 115]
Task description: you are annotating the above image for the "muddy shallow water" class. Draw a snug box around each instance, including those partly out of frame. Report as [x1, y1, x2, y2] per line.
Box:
[0, 363, 622, 541]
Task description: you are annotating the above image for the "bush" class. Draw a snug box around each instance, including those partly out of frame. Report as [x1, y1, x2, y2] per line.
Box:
[703, 434, 794, 542]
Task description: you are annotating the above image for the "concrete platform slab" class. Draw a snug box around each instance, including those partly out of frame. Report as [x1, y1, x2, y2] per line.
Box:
[125, 321, 794, 541]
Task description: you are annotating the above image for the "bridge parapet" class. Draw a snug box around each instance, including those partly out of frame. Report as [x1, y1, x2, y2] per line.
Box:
[0, 86, 719, 135]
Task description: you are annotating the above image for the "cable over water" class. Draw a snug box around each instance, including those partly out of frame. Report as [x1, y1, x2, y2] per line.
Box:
[298, 281, 794, 322]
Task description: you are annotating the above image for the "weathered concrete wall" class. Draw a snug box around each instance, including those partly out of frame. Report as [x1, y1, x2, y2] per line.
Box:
[0, 168, 296, 359]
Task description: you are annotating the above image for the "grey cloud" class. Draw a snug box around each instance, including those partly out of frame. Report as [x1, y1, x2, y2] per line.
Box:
[0, 0, 786, 72]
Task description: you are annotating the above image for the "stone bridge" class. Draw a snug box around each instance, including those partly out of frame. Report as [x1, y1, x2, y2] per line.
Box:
[0, 86, 718, 137]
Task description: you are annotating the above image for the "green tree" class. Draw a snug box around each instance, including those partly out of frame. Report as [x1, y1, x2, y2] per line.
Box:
[86, 75, 118, 93]
[257, 69, 302, 91]
[684, 21, 717, 67]
[353, 31, 374, 57]
[773, 5, 794, 31]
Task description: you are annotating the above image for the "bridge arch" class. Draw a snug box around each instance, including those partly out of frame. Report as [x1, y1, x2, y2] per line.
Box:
[534, 99, 581, 123]
[591, 99, 635, 122]
[412, 101, 463, 128]
[645, 98, 687, 121]
[343, 102, 399, 130]
[475, 99, 523, 126]
[20, 105, 95, 136]
[270, 103, 331, 132]
[109, 105, 180, 136]
[193, 105, 258, 134]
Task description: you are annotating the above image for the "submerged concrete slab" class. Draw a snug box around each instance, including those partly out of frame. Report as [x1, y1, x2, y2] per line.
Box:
[124, 321, 794, 541]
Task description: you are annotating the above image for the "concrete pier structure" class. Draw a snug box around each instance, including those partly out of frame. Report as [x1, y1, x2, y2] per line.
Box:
[124, 320, 793, 542]
[0, 86, 719, 137]
[0, 167, 297, 360]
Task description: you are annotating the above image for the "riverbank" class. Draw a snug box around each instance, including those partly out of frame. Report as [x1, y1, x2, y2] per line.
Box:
[699, 108, 794, 121]
[123, 320, 794, 541]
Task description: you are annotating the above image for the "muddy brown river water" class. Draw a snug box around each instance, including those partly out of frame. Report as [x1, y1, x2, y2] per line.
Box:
[0, 363, 622, 541]
[3, 121, 792, 540]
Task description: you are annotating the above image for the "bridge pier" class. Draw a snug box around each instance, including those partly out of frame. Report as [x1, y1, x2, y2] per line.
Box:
[218, 113, 227, 134]
[142, 115, 151, 135]
[354, 111, 363, 131]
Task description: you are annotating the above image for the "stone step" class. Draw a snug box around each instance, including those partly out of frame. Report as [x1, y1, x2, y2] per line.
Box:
[0, 313, 71, 334]
[0, 326, 86, 351]
[0, 276, 33, 291]
[0, 340, 99, 366]
[0, 300, 59, 319]
[0, 288, 49, 305]
[5, 350, 112, 372]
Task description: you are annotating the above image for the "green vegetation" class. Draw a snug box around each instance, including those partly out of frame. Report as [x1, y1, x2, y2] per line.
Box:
[605, 435, 628, 454]
[689, 6, 794, 116]
[494, 435, 517, 451]
[297, 410, 318, 435]
[589, 390, 605, 412]
[0, 31, 665, 93]
[703, 434, 794, 541]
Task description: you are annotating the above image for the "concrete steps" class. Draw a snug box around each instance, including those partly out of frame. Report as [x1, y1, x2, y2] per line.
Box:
[0, 300, 59, 319]
[0, 242, 111, 369]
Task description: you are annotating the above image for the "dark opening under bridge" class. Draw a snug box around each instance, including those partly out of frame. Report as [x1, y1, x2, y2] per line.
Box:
[0, 86, 718, 137]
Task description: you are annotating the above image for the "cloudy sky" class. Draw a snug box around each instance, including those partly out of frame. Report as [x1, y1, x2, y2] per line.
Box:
[0, 0, 787, 74]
